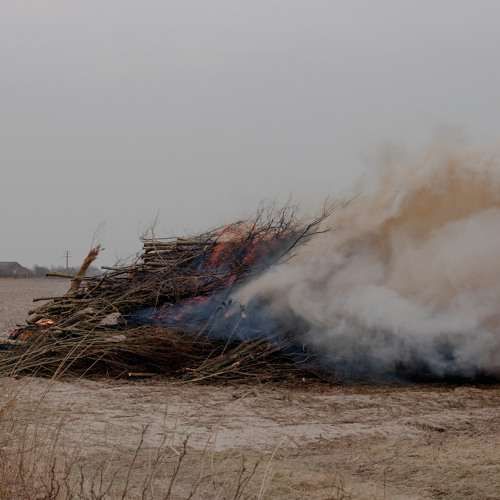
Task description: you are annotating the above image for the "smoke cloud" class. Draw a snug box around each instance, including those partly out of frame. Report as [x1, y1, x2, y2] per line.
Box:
[237, 141, 500, 379]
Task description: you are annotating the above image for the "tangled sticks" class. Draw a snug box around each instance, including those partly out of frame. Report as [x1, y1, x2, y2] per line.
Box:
[0, 204, 338, 382]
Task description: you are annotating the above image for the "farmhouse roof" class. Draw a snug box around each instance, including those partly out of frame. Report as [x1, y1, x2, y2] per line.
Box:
[0, 261, 33, 277]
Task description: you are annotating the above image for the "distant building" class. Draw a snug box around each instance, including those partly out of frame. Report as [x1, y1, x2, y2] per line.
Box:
[0, 262, 34, 278]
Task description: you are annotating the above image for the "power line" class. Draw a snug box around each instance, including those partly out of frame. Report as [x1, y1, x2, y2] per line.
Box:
[62, 250, 72, 270]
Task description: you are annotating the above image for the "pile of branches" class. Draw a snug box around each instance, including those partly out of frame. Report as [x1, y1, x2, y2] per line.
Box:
[0, 204, 337, 382]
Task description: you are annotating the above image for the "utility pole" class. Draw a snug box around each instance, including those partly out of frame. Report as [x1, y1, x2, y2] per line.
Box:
[62, 250, 72, 270]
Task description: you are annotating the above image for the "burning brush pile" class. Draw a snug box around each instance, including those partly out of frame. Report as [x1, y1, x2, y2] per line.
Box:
[0, 205, 335, 382]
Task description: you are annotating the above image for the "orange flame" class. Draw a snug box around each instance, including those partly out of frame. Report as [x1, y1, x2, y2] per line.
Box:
[36, 318, 55, 326]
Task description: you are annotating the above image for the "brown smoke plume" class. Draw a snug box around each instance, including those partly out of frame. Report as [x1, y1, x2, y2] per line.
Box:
[238, 141, 500, 378]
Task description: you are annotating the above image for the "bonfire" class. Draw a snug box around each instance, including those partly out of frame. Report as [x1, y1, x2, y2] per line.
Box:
[0, 203, 337, 382]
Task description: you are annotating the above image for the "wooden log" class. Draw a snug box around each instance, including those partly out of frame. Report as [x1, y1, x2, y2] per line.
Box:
[142, 248, 176, 254]
[142, 240, 205, 247]
[142, 261, 177, 267]
[0, 339, 27, 345]
[46, 271, 75, 279]
[33, 296, 67, 302]
[140, 255, 179, 262]
[28, 304, 74, 315]
[142, 242, 177, 248]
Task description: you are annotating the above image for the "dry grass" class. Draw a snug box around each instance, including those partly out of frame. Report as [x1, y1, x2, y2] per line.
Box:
[0, 376, 277, 499]
[266, 435, 500, 499]
[3, 376, 500, 500]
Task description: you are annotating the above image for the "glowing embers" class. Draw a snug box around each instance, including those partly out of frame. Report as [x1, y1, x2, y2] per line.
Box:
[35, 318, 55, 326]
[222, 299, 247, 319]
[10, 318, 54, 341]
[8, 326, 38, 342]
[0, 318, 55, 352]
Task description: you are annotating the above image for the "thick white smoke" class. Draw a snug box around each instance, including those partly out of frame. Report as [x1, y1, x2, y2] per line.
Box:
[238, 141, 500, 378]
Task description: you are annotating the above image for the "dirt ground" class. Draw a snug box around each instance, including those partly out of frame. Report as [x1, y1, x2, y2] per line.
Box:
[1, 279, 499, 499]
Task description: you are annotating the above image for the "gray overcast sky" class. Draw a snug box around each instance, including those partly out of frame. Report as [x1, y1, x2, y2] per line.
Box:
[1, 0, 500, 268]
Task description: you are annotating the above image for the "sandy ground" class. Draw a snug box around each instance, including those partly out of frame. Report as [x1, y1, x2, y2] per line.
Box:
[0, 278, 67, 337]
[1, 279, 499, 498]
